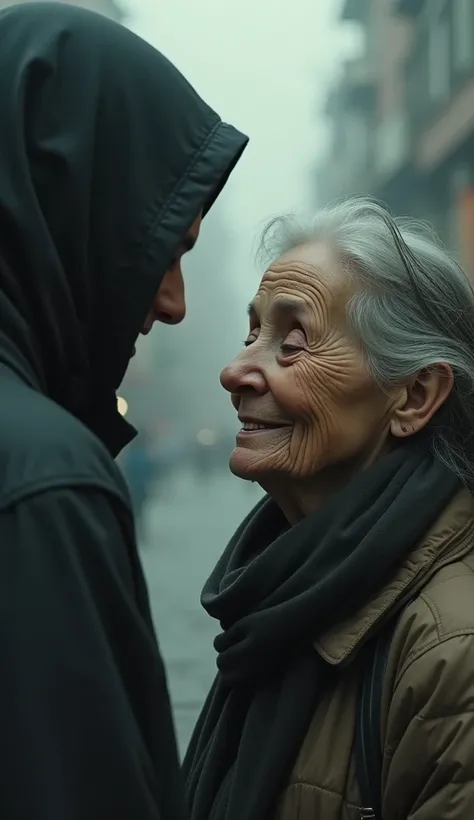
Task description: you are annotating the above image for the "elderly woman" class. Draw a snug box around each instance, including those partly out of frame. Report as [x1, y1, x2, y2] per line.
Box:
[183, 198, 474, 820]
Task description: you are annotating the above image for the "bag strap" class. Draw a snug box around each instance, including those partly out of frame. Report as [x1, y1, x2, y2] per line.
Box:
[354, 617, 398, 820]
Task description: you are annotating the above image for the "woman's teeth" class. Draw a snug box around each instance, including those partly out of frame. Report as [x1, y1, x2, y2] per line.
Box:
[242, 422, 271, 431]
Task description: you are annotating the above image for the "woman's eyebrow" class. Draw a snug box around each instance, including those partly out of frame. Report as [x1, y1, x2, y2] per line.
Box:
[247, 300, 258, 318]
[247, 297, 309, 320]
[273, 297, 309, 318]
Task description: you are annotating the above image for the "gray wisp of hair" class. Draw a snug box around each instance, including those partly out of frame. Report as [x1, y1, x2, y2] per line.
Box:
[258, 196, 474, 488]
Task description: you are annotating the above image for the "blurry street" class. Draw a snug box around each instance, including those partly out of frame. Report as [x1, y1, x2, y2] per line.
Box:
[138, 466, 263, 756]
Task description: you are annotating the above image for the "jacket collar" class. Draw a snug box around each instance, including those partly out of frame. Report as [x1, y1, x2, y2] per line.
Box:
[315, 489, 474, 665]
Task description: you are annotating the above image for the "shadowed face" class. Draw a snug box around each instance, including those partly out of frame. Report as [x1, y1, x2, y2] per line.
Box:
[220, 242, 402, 494]
[131, 212, 202, 357]
[144, 211, 203, 328]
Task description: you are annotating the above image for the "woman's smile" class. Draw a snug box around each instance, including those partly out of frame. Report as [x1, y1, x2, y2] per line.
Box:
[238, 416, 291, 438]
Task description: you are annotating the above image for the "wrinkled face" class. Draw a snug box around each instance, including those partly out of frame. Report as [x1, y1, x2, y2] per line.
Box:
[220, 242, 402, 488]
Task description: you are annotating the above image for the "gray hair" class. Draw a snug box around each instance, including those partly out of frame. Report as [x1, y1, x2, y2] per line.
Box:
[258, 196, 474, 487]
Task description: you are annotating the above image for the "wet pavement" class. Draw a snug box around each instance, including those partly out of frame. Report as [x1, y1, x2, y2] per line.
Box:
[139, 466, 263, 756]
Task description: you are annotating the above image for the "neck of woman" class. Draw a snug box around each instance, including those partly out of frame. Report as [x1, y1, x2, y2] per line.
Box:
[261, 440, 393, 525]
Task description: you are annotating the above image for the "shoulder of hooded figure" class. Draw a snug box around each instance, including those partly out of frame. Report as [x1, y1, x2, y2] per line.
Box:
[0, 369, 130, 511]
[382, 556, 474, 819]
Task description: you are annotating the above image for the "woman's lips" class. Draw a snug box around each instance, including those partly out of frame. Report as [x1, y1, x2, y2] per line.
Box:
[237, 422, 290, 438]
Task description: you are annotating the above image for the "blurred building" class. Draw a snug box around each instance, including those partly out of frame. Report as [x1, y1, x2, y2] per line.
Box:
[0, 0, 124, 23]
[316, 0, 474, 272]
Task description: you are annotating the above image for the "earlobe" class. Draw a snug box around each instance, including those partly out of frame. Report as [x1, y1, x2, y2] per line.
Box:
[391, 417, 414, 438]
[390, 411, 415, 438]
[390, 364, 454, 439]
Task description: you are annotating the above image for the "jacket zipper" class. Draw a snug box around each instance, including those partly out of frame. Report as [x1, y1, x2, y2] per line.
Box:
[358, 637, 382, 820]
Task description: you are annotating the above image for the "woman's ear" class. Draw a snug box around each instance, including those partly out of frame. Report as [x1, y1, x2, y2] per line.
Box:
[390, 364, 454, 438]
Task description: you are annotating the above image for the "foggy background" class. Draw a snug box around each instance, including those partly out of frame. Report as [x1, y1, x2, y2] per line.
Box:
[121, 0, 356, 753]
[5, 0, 473, 753]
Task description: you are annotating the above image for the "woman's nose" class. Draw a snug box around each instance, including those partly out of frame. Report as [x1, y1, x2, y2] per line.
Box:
[220, 353, 267, 395]
[153, 265, 186, 325]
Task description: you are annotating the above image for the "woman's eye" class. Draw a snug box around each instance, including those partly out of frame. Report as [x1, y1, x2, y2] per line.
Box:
[280, 329, 306, 354]
[280, 343, 302, 354]
[243, 328, 260, 347]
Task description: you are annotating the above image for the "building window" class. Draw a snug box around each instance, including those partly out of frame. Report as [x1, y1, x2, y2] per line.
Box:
[428, 8, 450, 102]
[453, 0, 473, 71]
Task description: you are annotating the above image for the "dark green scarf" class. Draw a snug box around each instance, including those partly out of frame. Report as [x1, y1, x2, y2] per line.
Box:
[184, 443, 460, 820]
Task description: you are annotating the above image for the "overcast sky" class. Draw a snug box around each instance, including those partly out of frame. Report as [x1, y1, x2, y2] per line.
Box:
[127, 0, 359, 292]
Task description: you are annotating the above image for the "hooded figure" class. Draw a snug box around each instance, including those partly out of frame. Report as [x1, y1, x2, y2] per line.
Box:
[0, 4, 247, 819]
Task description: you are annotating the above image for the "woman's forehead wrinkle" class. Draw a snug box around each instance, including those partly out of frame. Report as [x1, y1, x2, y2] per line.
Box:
[257, 257, 349, 327]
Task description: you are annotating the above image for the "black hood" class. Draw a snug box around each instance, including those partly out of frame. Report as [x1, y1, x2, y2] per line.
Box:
[0, 2, 248, 455]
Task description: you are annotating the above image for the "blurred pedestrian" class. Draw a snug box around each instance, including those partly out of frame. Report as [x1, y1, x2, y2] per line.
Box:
[0, 4, 247, 820]
[120, 431, 156, 539]
[185, 198, 474, 820]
